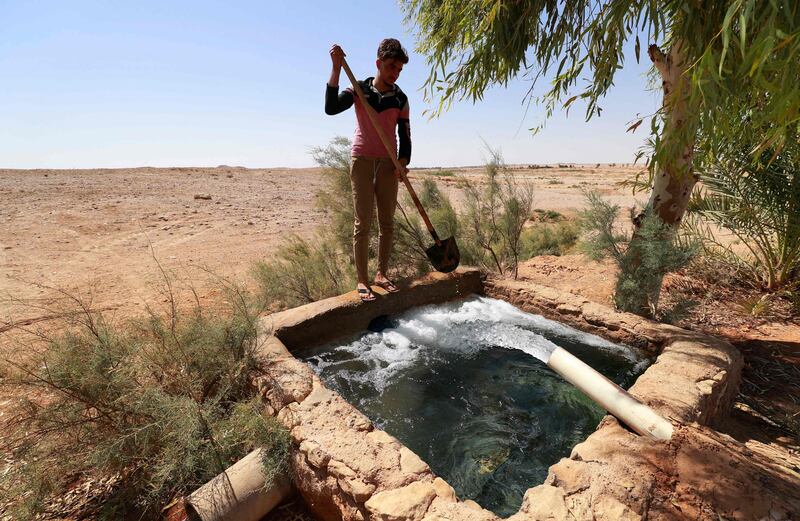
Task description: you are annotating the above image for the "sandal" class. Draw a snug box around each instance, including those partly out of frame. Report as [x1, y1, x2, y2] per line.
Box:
[357, 286, 377, 302]
[373, 278, 399, 293]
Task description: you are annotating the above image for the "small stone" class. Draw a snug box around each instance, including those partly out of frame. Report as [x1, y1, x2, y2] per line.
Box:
[328, 459, 357, 479]
[592, 497, 642, 520]
[299, 440, 329, 469]
[462, 499, 483, 511]
[339, 477, 376, 502]
[194, 194, 212, 200]
[367, 430, 398, 447]
[432, 477, 457, 502]
[517, 485, 569, 519]
[302, 384, 334, 407]
[275, 405, 298, 432]
[400, 447, 430, 475]
[348, 412, 372, 431]
[365, 481, 436, 521]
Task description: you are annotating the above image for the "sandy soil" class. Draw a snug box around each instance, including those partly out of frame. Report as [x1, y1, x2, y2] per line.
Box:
[0, 164, 641, 325]
[0, 166, 332, 324]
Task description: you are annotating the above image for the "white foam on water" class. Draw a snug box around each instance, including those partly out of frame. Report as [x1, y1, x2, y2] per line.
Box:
[307, 296, 644, 391]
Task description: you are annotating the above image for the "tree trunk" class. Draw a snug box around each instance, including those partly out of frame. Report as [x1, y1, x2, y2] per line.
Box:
[618, 42, 698, 316]
[645, 42, 699, 227]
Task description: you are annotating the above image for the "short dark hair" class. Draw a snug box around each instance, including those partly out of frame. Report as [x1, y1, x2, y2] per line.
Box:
[377, 38, 409, 63]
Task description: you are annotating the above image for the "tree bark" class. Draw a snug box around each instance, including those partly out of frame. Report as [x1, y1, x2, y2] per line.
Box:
[645, 41, 698, 226]
[619, 42, 698, 317]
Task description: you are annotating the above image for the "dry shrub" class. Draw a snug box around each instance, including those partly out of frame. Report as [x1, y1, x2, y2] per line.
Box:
[0, 278, 290, 520]
[458, 148, 535, 278]
[253, 138, 543, 307]
[252, 234, 356, 309]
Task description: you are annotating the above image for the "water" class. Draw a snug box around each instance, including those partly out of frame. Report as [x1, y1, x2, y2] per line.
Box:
[300, 296, 648, 517]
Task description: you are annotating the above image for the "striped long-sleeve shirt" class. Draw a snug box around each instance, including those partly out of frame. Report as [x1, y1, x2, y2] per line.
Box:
[325, 77, 411, 164]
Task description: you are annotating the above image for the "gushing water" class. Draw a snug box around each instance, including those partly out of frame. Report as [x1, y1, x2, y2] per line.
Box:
[302, 296, 648, 516]
[309, 296, 641, 392]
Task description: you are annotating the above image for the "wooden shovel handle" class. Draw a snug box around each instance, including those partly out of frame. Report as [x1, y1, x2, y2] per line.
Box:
[340, 57, 440, 244]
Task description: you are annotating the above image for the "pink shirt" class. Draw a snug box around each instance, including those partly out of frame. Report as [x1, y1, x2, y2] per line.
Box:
[345, 79, 410, 159]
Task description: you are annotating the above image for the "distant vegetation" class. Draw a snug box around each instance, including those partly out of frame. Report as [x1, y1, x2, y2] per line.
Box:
[427, 169, 456, 177]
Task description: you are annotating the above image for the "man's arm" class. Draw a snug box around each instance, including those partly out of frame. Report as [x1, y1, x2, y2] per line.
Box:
[325, 44, 354, 115]
[325, 85, 354, 115]
[398, 100, 411, 165]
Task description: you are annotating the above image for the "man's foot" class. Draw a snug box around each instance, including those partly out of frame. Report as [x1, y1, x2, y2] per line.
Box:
[357, 284, 377, 302]
[373, 276, 399, 293]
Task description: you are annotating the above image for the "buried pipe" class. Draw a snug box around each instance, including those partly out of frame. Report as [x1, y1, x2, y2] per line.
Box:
[547, 346, 674, 440]
[183, 448, 291, 521]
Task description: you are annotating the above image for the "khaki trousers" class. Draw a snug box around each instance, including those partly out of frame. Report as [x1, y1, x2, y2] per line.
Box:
[350, 156, 399, 284]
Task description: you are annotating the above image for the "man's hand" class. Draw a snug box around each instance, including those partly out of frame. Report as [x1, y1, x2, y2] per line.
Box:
[395, 159, 409, 180]
[330, 44, 345, 69]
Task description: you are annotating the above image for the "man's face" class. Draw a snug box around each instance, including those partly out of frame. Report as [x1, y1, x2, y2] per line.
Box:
[377, 58, 404, 85]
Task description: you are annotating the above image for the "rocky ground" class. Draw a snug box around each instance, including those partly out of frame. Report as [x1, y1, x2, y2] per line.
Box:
[1, 164, 798, 519]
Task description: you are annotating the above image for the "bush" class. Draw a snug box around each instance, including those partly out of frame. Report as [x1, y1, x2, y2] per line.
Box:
[394, 177, 461, 277]
[459, 148, 535, 278]
[684, 141, 800, 291]
[311, 137, 355, 251]
[532, 208, 564, 222]
[252, 138, 359, 308]
[254, 138, 538, 306]
[520, 220, 579, 258]
[0, 282, 290, 520]
[252, 234, 356, 309]
[579, 191, 697, 317]
[254, 137, 466, 307]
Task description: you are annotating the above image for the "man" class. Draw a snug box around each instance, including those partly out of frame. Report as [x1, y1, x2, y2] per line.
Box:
[325, 39, 411, 302]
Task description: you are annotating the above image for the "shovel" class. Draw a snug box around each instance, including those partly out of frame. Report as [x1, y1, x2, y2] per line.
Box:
[340, 56, 460, 273]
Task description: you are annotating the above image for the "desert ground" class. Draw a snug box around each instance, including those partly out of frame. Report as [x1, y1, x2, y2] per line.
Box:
[1, 164, 799, 519]
[0, 163, 638, 323]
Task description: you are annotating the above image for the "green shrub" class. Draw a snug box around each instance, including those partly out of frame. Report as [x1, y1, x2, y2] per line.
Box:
[252, 234, 356, 308]
[579, 191, 697, 317]
[394, 178, 461, 277]
[252, 137, 359, 308]
[311, 137, 355, 251]
[532, 208, 564, 222]
[459, 148, 535, 278]
[684, 140, 800, 291]
[256, 137, 464, 306]
[257, 137, 537, 304]
[520, 220, 579, 258]
[0, 283, 290, 520]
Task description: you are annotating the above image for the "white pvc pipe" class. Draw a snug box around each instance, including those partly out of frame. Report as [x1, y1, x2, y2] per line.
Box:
[547, 347, 674, 440]
[185, 448, 291, 521]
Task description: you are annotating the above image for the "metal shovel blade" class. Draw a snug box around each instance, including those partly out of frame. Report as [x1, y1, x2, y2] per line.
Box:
[425, 236, 460, 273]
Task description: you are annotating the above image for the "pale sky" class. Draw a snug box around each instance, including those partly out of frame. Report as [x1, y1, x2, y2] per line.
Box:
[0, 0, 660, 169]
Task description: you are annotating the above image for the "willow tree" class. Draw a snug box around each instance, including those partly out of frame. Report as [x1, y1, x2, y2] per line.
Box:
[403, 0, 800, 311]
